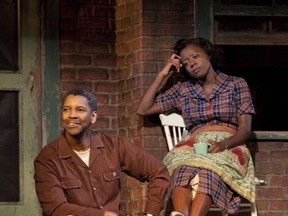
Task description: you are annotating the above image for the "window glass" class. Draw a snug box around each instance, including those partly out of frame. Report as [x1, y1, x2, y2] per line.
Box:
[0, 0, 18, 71]
[0, 91, 19, 201]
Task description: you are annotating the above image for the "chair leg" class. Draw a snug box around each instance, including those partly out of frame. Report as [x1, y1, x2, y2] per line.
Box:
[251, 202, 257, 216]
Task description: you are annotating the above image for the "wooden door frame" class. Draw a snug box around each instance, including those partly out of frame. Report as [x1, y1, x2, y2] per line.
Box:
[42, 0, 60, 145]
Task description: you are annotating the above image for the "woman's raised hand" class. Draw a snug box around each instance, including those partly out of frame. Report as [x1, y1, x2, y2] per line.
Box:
[159, 54, 182, 77]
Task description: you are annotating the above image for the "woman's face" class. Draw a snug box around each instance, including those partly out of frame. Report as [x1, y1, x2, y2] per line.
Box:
[179, 44, 212, 80]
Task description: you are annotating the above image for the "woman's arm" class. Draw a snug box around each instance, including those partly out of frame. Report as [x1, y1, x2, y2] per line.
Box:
[208, 114, 252, 153]
[136, 54, 181, 116]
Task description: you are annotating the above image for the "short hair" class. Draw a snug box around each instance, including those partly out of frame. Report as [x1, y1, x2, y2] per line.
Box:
[173, 37, 223, 70]
[61, 88, 97, 111]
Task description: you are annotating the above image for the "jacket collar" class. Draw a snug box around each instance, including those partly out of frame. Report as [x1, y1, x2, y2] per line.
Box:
[57, 130, 105, 163]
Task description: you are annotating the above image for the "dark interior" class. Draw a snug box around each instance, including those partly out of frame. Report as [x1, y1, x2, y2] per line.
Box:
[220, 45, 288, 131]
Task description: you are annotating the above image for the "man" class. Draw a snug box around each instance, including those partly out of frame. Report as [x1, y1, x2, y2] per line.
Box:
[34, 88, 170, 216]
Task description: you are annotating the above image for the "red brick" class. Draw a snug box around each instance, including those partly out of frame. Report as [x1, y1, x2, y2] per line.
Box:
[60, 41, 76, 53]
[61, 81, 93, 92]
[254, 162, 285, 174]
[77, 18, 108, 30]
[61, 54, 92, 65]
[61, 0, 77, 6]
[270, 200, 288, 210]
[93, 55, 117, 67]
[257, 187, 284, 199]
[98, 105, 117, 116]
[270, 176, 288, 186]
[271, 150, 288, 160]
[78, 68, 109, 80]
[77, 42, 108, 54]
[61, 68, 76, 80]
[78, 0, 116, 6]
[94, 93, 109, 105]
[78, 6, 94, 17]
[77, 31, 115, 42]
[61, 18, 77, 30]
[93, 117, 109, 128]
[60, 30, 79, 41]
[94, 81, 118, 93]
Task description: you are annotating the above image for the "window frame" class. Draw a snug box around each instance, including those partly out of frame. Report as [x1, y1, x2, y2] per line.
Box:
[194, 0, 288, 140]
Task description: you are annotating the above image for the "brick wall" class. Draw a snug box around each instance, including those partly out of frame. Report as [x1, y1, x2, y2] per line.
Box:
[60, 0, 118, 135]
[59, 0, 288, 215]
[253, 141, 288, 216]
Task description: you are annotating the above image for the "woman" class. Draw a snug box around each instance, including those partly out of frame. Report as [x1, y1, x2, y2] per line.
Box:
[136, 37, 256, 216]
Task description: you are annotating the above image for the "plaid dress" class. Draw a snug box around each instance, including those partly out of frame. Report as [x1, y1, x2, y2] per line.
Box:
[155, 72, 255, 133]
[171, 166, 240, 213]
[163, 127, 255, 214]
[156, 72, 256, 214]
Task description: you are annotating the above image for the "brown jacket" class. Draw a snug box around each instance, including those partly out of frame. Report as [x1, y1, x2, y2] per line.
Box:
[34, 130, 170, 216]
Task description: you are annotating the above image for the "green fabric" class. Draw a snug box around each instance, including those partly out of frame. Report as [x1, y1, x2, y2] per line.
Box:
[163, 131, 256, 202]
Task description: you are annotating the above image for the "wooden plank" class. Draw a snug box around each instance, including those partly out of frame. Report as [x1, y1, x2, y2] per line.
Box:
[214, 2, 288, 17]
[250, 131, 288, 140]
[194, 0, 214, 41]
[215, 33, 288, 45]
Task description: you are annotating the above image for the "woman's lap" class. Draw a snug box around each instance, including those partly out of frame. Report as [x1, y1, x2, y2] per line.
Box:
[170, 166, 241, 214]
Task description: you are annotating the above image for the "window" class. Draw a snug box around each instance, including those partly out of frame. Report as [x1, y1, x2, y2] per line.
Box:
[0, 91, 19, 201]
[220, 45, 288, 132]
[214, 0, 288, 45]
[195, 0, 288, 139]
[0, 0, 18, 71]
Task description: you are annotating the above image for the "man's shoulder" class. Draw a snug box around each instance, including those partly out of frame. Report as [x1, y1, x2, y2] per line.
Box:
[91, 130, 119, 145]
[90, 130, 128, 149]
[35, 136, 62, 160]
[91, 130, 119, 140]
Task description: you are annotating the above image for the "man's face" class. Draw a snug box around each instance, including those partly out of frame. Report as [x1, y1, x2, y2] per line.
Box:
[61, 95, 97, 136]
